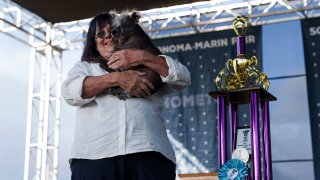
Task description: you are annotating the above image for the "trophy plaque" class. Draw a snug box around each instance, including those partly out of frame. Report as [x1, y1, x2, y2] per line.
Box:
[235, 127, 252, 154]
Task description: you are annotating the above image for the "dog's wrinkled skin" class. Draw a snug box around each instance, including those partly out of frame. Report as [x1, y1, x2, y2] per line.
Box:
[103, 10, 163, 100]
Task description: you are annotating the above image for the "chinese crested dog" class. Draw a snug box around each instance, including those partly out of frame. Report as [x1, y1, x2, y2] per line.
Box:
[103, 10, 163, 100]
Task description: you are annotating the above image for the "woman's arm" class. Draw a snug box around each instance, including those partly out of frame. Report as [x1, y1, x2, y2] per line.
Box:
[62, 61, 96, 106]
[108, 49, 191, 94]
[81, 73, 119, 99]
[107, 49, 168, 77]
[82, 70, 154, 99]
[62, 60, 156, 106]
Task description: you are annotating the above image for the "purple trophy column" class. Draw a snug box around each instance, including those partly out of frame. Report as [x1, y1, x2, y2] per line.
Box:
[229, 103, 238, 157]
[237, 36, 246, 55]
[217, 96, 227, 168]
[250, 92, 261, 180]
[261, 99, 273, 180]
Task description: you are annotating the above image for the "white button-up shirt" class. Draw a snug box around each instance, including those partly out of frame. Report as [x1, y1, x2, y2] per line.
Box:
[62, 55, 191, 163]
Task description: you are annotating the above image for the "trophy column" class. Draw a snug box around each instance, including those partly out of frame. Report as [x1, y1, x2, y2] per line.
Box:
[250, 92, 261, 180]
[261, 99, 272, 180]
[217, 96, 227, 168]
[229, 103, 238, 155]
[210, 88, 276, 180]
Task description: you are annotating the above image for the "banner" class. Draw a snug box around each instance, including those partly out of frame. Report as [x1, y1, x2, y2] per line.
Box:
[301, 17, 320, 179]
[153, 26, 262, 173]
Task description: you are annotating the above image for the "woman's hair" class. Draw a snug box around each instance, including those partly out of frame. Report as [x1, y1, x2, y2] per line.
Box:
[81, 12, 113, 62]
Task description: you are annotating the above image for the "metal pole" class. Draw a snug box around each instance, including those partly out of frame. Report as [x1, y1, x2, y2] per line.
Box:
[23, 23, 62, 180]
[250, 92, 261, 180]
[23, 27, 36, 180]
[261, 99, 273, 180]
[217, 96, 227, 168]
[229, 103, 238, 156]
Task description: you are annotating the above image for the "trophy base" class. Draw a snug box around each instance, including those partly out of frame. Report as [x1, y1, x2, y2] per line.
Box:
[209, 86, 276, 104]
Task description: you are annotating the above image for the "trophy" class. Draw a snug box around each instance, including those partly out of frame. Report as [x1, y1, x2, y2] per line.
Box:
[209, 16, 277, 180]
[215, 16, 269, 91]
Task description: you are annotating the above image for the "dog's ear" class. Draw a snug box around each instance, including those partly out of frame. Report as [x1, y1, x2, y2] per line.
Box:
[131, 11, 141, 23]
[109, 10, 118, 19]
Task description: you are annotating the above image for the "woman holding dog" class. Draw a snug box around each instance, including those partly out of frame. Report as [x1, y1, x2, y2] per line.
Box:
[62, 11, 191, 180]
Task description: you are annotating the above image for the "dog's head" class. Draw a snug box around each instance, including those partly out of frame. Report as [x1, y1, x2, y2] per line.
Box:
[110, 10, 141, 44]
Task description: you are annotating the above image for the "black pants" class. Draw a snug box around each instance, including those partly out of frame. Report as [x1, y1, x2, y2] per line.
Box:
[71, 151, 176, 180]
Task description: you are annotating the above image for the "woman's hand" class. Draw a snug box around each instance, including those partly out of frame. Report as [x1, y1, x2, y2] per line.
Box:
[108, 49, 169, 77]
[117, 70, 154, 98]
[108, 49, 145, 70]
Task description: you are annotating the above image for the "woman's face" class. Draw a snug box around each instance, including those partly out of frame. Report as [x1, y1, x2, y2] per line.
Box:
[95, 24, 116, 60]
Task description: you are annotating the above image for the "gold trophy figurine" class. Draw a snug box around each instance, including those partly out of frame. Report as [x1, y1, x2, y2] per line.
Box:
[215, 16, 270, 91]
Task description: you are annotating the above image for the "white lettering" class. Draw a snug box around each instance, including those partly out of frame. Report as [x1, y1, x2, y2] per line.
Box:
[183, 95, 194, 107]
[231, 37, 237, 46]
[176, 44, 185, 52]
[203, 41, 211, 49]
[231, 35, 256, 45]
[194, 38, 228, 50]
[158, 43, 193, 53]
[164, 94, 213, 108]
[194, 41, 203, 50]
[248, 35, 255, 44]
[169, 45, 176, 53]
[211, 39, 228, 48]
[158, 45, 170, 54]
[185, 43, 192, 51]
[171, 96, 182, 108]
[164, 97, 170, 109]
[159, 38, 229, 53]
[195, 94, 206, 106]
[310, 26, 320, 36]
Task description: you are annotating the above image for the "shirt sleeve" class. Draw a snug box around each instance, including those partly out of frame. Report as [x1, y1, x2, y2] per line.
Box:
[158, 55, 191, 95]
[61, 61, 95, 106]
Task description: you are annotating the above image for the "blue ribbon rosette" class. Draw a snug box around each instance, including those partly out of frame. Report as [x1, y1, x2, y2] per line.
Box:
[218, 159, 248, 180]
